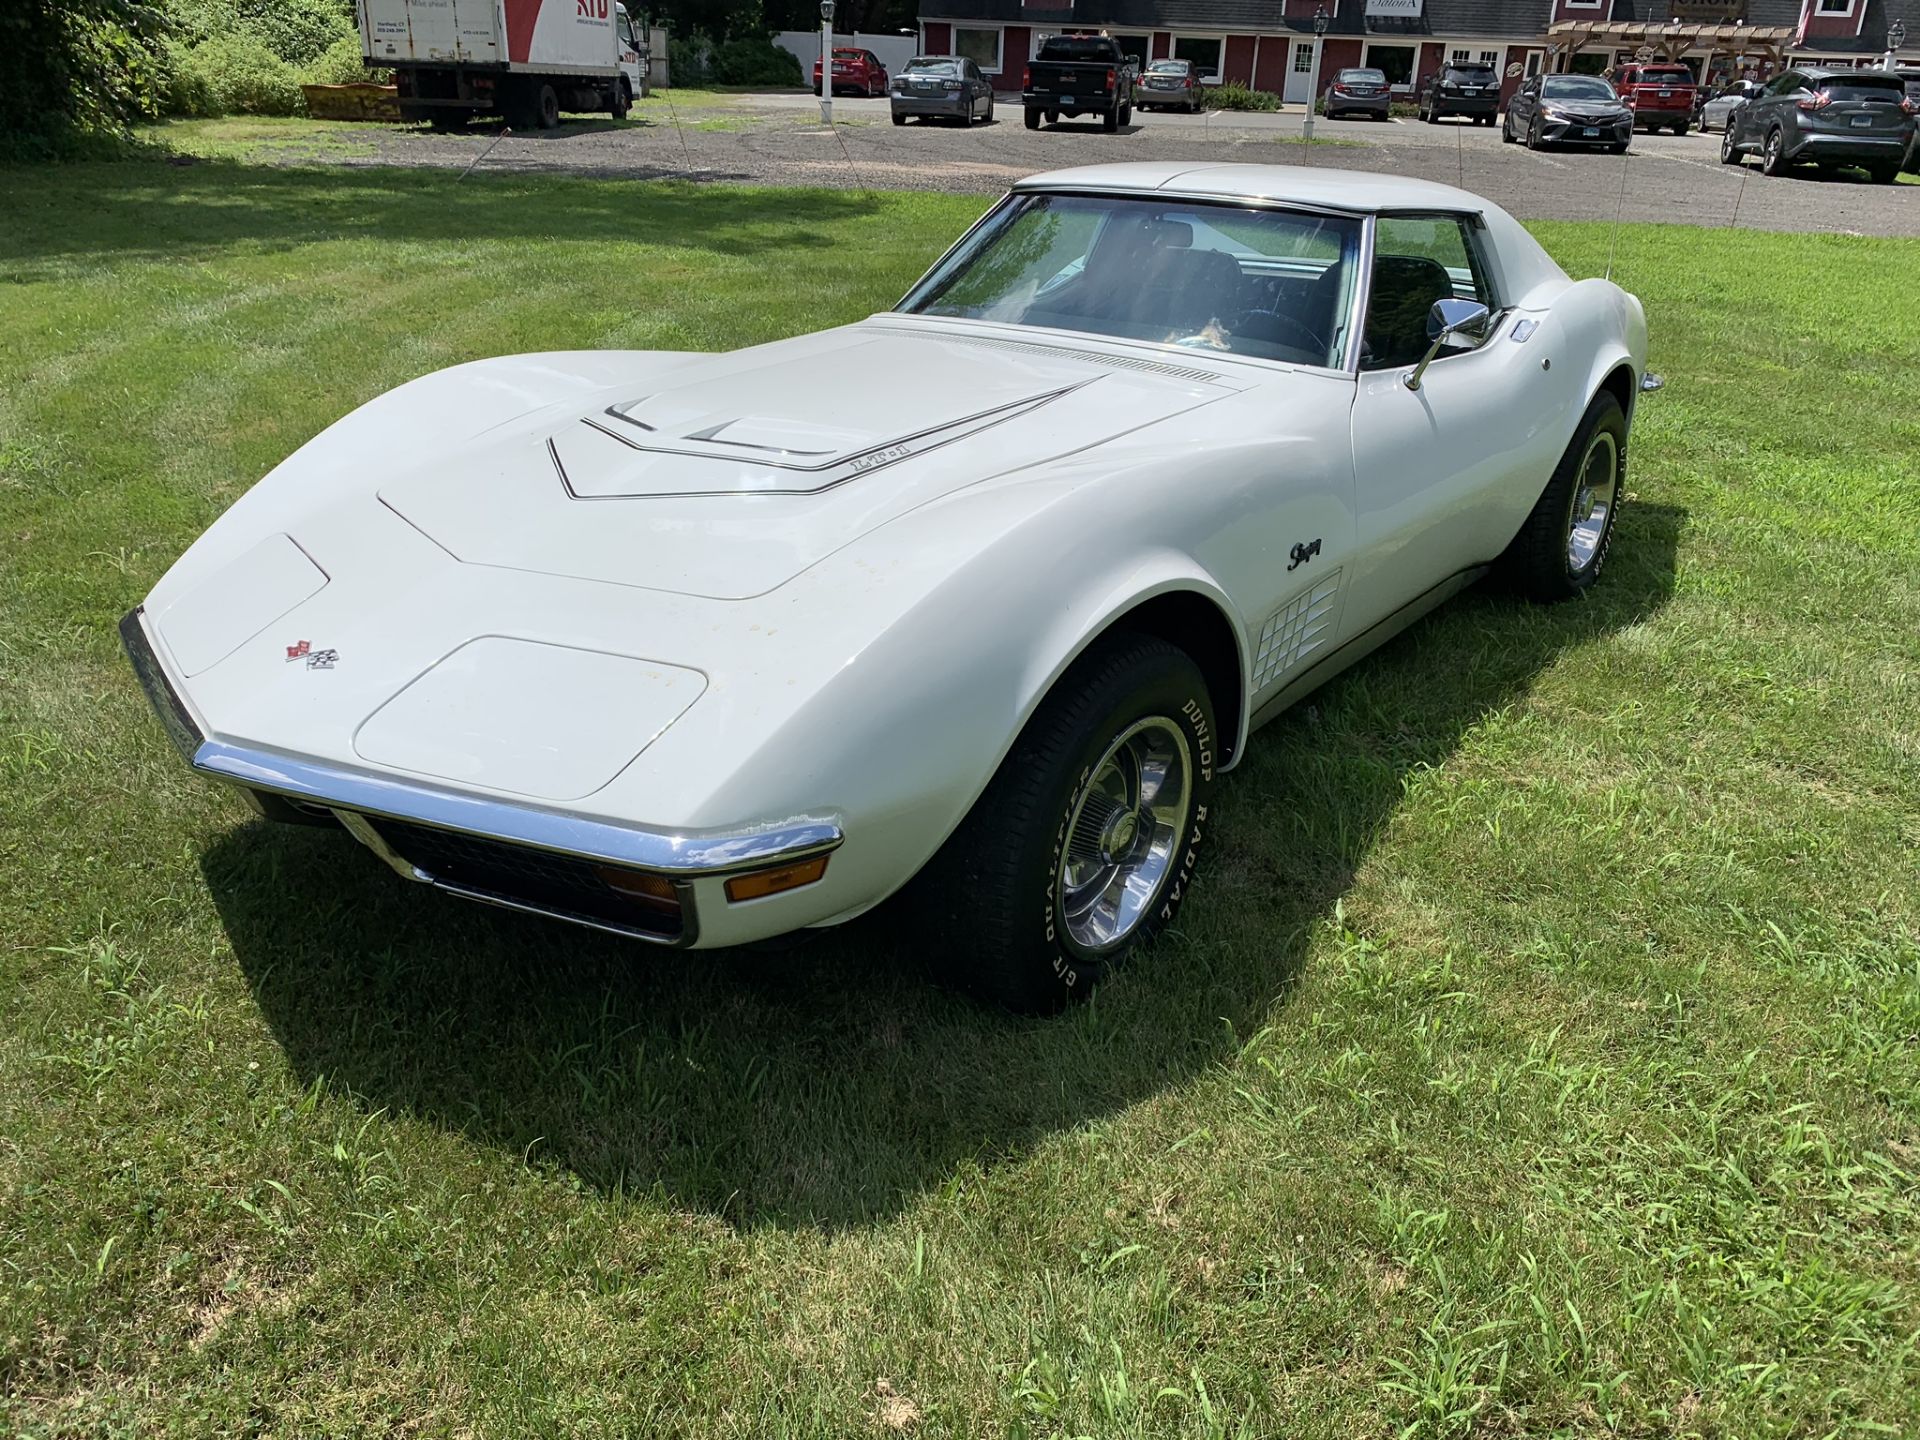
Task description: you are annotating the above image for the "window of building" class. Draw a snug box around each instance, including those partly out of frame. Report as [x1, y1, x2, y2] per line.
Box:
[953, 25, 1001, 73]
[1172, 35, 1224, 79]
[1294, 41, 1314, 73]
[1816, 0, 1853, 12]
[1111, 32, 1151, 67]
[1362, 43, 1416, 86]
[1524, 49, 1542, 76]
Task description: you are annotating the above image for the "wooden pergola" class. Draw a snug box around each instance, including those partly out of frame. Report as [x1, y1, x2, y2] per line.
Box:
[1545, 19, 1799, 76]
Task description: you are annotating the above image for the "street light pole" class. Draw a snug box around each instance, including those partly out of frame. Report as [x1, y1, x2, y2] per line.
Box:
[1302, 5, 1328, 144]
[819, 0, 835, 125]
[1886, 19, 1906, 69]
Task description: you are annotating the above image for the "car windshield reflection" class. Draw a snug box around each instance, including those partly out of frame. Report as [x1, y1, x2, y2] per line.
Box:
[898, 194, 1364, 368]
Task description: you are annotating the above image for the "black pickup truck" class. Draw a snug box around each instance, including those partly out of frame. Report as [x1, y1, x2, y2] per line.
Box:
[1023, 34, 1136, 132]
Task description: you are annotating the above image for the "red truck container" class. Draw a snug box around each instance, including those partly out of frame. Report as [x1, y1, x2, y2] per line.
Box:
[359, 0, 646, 129]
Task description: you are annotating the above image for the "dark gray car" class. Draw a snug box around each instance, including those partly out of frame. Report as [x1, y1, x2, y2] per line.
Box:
[1503, 73, 1632, 152]
[890, 56, 995, 126]
[1722, 67, 1914, 183]
[1324, 68, 1391, 120]
[1419, 63, 1500, 124]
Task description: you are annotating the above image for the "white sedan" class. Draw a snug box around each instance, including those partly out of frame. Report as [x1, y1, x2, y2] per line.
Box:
[123, 164, 1652, 1011]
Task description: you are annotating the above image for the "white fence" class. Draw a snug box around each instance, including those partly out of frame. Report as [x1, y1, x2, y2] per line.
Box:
[772, 30, 921, 82]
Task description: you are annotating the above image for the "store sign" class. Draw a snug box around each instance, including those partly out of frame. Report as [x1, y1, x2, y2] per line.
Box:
[1364, 0, 1424, 15]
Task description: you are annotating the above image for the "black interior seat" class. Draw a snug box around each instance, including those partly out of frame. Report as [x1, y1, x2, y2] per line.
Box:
[1362, 255, 1455, 370]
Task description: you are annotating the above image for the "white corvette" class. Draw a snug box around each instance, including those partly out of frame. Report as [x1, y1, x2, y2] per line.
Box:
[124, 164, 1653, 1010]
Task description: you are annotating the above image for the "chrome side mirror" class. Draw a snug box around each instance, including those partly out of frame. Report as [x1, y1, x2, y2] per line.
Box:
[1404, 297, 1493, 391]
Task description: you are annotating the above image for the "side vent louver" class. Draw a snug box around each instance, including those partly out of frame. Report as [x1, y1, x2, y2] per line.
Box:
[1252, 571, 1342, 692]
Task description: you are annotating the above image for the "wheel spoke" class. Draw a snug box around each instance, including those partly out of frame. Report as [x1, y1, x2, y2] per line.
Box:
[1053, 717, 1193, 953]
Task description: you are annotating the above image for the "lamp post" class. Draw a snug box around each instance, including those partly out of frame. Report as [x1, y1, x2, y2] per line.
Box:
[1302, 5, 1328, 143]
[1887, 19, 1907, 69]
[819, 0, 835, 125]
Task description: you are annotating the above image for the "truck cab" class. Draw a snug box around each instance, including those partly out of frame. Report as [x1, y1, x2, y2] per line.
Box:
[1023, 33, 1136, 133]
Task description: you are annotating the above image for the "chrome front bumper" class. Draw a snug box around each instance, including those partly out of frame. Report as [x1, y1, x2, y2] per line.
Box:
[119, 606, 843, 947]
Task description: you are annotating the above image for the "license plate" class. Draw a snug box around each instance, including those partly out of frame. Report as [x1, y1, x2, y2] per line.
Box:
[1583, 126, 1599, 136]
[1060, 95, 1075, 106]
[1658, 89, 1671, 97]
[1851, 113, 1873, 127]
[1462, 86, 1481, 94]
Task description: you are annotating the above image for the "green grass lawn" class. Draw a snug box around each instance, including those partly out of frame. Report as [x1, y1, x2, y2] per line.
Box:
[2, 159, 1917, 1438]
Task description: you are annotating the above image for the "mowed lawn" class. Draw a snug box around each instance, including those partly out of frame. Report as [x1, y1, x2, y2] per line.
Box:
[2, 160, 1917, 1438]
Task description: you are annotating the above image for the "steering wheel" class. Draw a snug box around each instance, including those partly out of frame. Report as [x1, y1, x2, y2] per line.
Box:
[1226, 308, 1329, 360]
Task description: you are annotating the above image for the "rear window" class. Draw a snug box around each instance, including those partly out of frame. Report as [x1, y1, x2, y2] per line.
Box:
[1038, 37, 1120, 62]
[1339, 69, 1385, 83]
[906, 60, 959, 76]
[1632, 68, 1695, 85]
[1821, 76, 1903, 101]
[1147, 60, 1189, 73]
[1446, 66, 1497, 81]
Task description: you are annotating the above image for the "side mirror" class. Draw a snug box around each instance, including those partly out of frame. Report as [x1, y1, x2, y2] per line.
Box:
[1404, 298, 1492, 391]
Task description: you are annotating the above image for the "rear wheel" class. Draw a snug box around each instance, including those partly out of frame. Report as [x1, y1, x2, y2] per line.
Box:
[1761, 126, 1787, 176]
[1674, 121, 1690, 136]
[1103, 105, 1120, 131]
[1118, 101, 1132, 125]
[912, 632, 1217, 1012]
[427, 109, 471, 131]
[1497, 389, 1626, 604]
[536, 82, 560, 130]
[1865, 162, 1899, 184]
[1025, 106, 1041, 129]
[892, 111, 906, 125]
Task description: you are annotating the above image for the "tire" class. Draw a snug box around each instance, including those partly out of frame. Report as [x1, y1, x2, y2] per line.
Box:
[1103, 105, 1120, 132]
[1525, 117, 1542, 150]
[1118, 102, 1131, 126]
[427, 110, 471, 131]
[912, 632, 1217, 1012]
[985, 98, 994, 123]
[1025, 106, 1041, 129]
[1047, 109, 1059, 124]
[1501, 112, 1515, 143]
[1496, 390, 1626, 604]
[536, 82, 560, 130]
[1761, 126, 1787, 176]
[1720, 126, 1741, 164]
[1674, 121, 1690, 136]
[892, 112, 906, 125]
[611, 78, 631, 120]
[1609, 141, 1628, 154]
[1865, 163, 1898, 184]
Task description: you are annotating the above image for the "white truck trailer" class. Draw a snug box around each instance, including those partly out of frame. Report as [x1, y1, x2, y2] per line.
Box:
[359, 0, 646, 129]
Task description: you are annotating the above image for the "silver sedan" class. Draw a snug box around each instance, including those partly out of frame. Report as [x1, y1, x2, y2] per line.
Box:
[1700, 80, 1761, 133]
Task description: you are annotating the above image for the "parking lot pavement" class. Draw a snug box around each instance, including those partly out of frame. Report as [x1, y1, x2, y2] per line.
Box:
[320, 92, 1920, 238]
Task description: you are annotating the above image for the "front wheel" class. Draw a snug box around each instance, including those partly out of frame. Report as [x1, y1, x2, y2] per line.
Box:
[1720, 125, 1741, 164]
[1496, 390, 1626, 603]
[1500, 112, 1515, 143]
[611, 78, 631, 120]
[1525, 118, 1542, 150]
[912, 633, 1218, 1012]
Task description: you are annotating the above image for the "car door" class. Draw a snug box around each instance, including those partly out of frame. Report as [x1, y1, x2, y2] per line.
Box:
[1740, 71, 1794, 146]
[1341, 213, 1562, 636]
[1508, 76, 1538, 133]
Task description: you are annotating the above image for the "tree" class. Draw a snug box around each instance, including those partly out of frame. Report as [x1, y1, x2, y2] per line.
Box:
[0, 0, 168, 155]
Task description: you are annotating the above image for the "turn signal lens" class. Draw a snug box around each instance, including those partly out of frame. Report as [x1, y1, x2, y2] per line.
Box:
[725, 854, 830, 904]
[597, 866, 680, 912]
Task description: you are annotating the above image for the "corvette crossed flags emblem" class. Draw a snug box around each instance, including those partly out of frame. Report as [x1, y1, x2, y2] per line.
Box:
[284, 640, 338, 670]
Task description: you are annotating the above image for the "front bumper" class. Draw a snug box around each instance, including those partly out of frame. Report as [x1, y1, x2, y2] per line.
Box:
[891, 94, 969, 117]
[1539, 114, 1633, 146]
[120, 606, 843, 948]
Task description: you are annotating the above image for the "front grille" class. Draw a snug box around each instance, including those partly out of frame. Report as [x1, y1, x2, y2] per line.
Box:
[371, 818, 684, 940]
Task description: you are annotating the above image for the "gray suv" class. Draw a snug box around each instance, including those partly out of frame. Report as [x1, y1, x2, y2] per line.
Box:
[1721, 67, 1915, 183]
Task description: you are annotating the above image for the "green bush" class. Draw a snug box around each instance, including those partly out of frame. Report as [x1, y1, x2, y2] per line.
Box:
[301, 32, 384, 86]
[164, 30, 304, 115]
[0, 0, 171, 157]
[708, 35, 801, 87]
[1206, 81, 1280, 112]
[668, 33, 712, 85]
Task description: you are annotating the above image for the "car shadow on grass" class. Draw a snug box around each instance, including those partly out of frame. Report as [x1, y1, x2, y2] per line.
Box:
[204, 501, 1683, 1231]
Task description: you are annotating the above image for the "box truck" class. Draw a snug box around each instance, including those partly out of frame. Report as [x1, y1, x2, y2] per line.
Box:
[359, 0, 647, 129]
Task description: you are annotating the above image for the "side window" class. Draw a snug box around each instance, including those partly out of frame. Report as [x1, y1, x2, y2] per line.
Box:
[1765, 71, 1800, 97]
[1361, 216, 1498, 372]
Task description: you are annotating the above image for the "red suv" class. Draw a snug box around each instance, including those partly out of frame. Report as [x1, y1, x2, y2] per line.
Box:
[1612, 62, 1698, 134]
[814, 47, 888, 96]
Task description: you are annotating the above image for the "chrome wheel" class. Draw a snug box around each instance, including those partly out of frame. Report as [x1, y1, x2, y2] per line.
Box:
[1567, 429, 1618, 573]
[1057, 717, 1191, 952]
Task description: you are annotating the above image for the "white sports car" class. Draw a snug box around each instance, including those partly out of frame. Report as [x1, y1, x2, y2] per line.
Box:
[124, 164, 1653, 1010]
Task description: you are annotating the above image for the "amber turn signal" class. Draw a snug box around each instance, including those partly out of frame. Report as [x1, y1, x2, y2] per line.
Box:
[596, 866, 681, 912]
[724, 854, 830, 904]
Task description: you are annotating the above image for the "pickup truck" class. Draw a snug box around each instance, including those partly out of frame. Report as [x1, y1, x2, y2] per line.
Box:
[1023, 34, 1135, 132]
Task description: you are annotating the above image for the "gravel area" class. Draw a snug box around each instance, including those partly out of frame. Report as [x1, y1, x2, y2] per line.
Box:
[291, 94, 1919, 236]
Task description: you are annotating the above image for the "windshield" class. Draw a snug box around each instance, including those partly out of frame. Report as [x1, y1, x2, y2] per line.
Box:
[1339, 69, 1385, 83]
[900, 194, 1364, 368]
[1822, 76, 1903, 100]
[1038, 37, 1119, 62]
[1543, 76, 1617, 101]
[1147, 60, 1189, 73]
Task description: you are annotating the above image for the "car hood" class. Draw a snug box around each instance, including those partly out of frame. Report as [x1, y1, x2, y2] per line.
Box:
[377, 322, 1240, 599]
